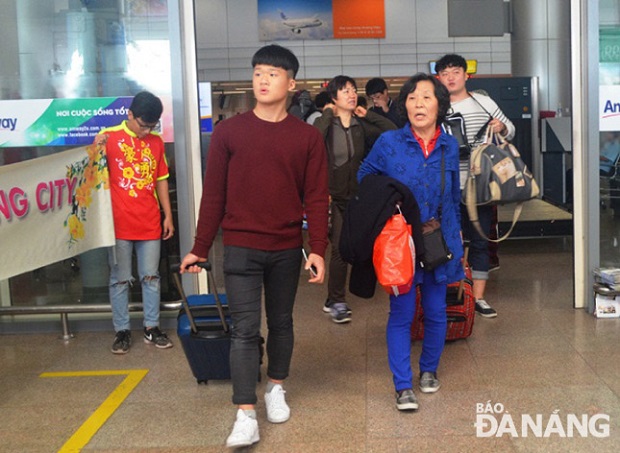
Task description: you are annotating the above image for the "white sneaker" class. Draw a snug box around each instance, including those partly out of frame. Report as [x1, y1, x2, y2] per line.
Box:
[264, 384, 290, 423]
[225, 409, 259, 448]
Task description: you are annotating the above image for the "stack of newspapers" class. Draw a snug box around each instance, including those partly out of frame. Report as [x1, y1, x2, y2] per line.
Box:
[594, 268, 620, 292]
[593, 268, 620, 318]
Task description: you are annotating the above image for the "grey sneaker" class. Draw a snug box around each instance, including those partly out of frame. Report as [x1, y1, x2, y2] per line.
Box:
[143, 327, 173, 349]
[111, 330, 131, 354]
[330, 302, 352, 324]
[323, 299, 352, 314]
[419, 372, 441, 393]
[475, 299, 497, 318]
[226, 409, 259, 448]
[264, 384, 290, 423]
[396, 389, 419, 411]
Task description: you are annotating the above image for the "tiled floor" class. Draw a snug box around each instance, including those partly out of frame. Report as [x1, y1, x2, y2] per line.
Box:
[3, 237, 620, 452]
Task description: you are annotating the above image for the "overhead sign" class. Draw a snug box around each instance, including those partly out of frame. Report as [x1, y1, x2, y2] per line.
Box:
[257, 0, 384, 41]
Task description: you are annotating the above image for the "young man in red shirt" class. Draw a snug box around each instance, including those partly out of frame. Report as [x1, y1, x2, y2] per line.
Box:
[180, 45, 329, 448]
[97, 91, 175, 354]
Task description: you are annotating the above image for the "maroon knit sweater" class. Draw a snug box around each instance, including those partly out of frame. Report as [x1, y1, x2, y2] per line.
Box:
[191, 111, 329, 259]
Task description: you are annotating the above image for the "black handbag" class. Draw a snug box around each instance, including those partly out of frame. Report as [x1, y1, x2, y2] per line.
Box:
[419, 148, 453, 270]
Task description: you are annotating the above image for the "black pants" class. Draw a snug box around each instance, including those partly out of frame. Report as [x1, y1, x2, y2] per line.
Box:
[224, 246, 302, 405]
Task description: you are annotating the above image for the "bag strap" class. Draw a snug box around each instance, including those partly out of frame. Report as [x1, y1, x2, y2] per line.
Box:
[437, 146, 445, 219]
[468, 92, 495, 143]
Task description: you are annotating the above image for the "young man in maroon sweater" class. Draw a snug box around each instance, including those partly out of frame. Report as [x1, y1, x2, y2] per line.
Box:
[180, 45, 329, 449]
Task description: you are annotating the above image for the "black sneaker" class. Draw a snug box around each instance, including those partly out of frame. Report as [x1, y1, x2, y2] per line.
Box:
[323, 299, 352, 315]
[396, 389, 419, 411]
[144, 327, 173, 349]
[419, 372, 441, 393]
[475, 299, 497, 318]
[111, 330, 132, 354]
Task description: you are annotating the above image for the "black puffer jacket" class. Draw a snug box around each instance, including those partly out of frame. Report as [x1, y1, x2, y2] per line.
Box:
[339, 174, 423, 298]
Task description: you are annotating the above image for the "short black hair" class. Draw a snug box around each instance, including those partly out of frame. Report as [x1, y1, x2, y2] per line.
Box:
[129, 91, 163, 124]
[397, 73, 451, 126]
[326, 75, 357, 102]
[314, 91, 331, 109]
[435, 54, 467, 73]
[251, 44, 299, 78]
[365, 77, 388, 96]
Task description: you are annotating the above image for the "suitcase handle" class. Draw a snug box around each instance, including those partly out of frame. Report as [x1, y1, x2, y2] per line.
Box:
[457, 243, 470, 301]
[170, 262, 229, 334]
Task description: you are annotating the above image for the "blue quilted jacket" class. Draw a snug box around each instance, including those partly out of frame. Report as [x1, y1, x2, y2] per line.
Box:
[358, 125, 465, 284]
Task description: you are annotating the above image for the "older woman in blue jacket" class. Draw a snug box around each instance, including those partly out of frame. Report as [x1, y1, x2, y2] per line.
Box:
[358, 73, 464, 411]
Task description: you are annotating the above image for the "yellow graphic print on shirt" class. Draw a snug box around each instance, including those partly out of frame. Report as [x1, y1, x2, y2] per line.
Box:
[115, 139, 157, 198]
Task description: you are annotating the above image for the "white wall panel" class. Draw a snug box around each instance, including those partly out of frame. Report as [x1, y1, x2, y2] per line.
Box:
[194, 0, 512, 82]
[454, 41, 492, 54]
[195, 0, 228, 47]
[384, 0, 416, 43]
[225, 0, 259, 45]
[491, 61, 512, 74]
[415, 0, 450, 43]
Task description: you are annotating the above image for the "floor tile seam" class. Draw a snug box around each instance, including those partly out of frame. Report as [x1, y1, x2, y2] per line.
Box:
[540, 309, 611, 370]
[571, 347, 620, 400]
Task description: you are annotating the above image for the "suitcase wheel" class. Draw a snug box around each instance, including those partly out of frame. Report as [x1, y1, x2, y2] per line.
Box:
[197, 379, 208, 385]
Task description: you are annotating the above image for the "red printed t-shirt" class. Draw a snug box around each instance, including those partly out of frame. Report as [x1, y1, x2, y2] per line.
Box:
[102, 121, 169, 240]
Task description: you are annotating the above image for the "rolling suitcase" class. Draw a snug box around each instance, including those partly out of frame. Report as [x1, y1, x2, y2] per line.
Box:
[411, 247, 475, 341]
[172, 262, 232, 384]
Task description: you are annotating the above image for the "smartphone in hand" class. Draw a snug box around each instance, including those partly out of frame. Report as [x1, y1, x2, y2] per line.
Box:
[302, 248, 318, 277]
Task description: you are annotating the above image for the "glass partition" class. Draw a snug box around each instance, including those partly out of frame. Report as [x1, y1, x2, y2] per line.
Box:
[599, 1, 620, 267]
[0, 0, 180, 310]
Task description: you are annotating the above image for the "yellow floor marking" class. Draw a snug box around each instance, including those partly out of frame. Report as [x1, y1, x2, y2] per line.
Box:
[40, 369, 149, 453]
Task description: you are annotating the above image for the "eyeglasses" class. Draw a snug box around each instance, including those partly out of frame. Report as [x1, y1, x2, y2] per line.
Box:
[135, 118, 159, 131]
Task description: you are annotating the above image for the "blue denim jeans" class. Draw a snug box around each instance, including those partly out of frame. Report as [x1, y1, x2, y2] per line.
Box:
[461, 203, 493, 280]
[387, 276, 447, 392]
[108, 239, 161, 332]
[223, 246, 302, 405]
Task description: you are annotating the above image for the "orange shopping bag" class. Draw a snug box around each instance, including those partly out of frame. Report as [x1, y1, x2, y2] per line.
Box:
[372, 206, 415, 296]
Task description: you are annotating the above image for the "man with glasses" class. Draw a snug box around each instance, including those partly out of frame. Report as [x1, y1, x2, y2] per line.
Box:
[365, 77, 405, 128]
[95, 90, 175, 354]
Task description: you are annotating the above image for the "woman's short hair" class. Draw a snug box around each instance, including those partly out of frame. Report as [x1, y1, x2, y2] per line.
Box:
[326, 75, 357, 102]
[397, 73, 450, 126]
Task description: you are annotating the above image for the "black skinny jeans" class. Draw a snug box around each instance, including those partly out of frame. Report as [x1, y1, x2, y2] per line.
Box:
[223, 245, 302, 405]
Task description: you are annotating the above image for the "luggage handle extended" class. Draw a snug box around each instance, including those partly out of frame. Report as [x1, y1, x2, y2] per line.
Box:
[171, 262, 229, 335]
[456, 243, 470, 301]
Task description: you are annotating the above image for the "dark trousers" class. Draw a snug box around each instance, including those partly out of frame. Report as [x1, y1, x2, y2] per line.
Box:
[327, 202, 349, 303]
[223, 246, 302, 405]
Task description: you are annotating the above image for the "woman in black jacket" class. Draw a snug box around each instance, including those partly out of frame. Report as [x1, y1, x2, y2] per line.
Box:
[313, 75, 397, 323]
